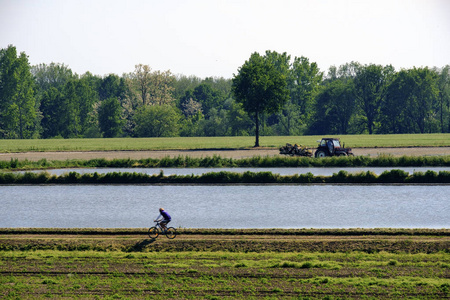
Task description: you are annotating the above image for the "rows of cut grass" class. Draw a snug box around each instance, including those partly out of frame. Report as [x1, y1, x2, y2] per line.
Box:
[0, 250, 448, 299]
[1, 133, 450, 152]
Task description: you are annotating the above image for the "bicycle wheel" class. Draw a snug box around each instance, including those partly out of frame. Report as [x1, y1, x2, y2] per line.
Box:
[165, 227, 177, 239]
[148, 227, 159, 239]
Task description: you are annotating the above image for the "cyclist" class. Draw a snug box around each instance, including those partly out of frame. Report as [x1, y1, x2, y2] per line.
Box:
[154, 208, 171, 231]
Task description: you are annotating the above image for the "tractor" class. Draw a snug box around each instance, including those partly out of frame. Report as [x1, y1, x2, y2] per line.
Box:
[314, 138, 353, 158]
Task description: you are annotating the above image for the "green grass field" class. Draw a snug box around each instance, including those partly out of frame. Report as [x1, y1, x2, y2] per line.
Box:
[1, 133, 450, 152]
[1, 229, 449, 298]
[1, 249, 448, 299]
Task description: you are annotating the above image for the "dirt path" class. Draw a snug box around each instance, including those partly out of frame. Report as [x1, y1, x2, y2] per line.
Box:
[3, 233, 447, 241]
[1, 147, 450, 161]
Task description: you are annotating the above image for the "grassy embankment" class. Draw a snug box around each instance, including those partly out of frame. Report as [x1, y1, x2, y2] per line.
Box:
[2, 133, 450, 152]
[1, 228, 449, 253]
[2, 168, 450, 184]
[2, 155, 450, 171]
[0, 229, 449, 299]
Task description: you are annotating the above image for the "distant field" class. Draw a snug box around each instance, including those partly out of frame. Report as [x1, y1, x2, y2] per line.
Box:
[1, 134, 450, 152]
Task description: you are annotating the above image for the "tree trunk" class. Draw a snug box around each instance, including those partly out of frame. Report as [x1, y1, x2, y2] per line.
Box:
[440, 94, 444, 133]
[254, 111, 260, 147]
[367, 116, 373, 135]
[448, 101, 450, 133]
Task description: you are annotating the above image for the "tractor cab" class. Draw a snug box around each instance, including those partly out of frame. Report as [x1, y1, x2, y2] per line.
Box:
[315, 138, 353, 158]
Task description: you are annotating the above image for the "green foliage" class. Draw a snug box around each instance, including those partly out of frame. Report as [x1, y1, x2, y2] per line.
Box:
[133, 105, 181, 137]
[98, 97, 124, 138]
[381, 67, 440, 134]
[31, 62, 99, 138]
[308, 79, 355, 135]
[377, 169, 409, 183]
[198, 107, 229, 136]
[0, 45, 37, 139]
[2, 45, 450, 139]
[353, 64, 395, 134]
[2, 168, 450, 184]
[290, 55, 323, 122]
[98, 74, 126, 101]
[232, 51, 290, 146]
[192, 83, 225, 115]
[39, 87, 64, 138]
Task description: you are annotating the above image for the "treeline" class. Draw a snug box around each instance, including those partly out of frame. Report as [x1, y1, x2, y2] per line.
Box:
[1, 45, 449, 139]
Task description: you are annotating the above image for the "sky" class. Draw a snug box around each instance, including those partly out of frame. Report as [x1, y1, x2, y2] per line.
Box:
[1, 0, 449, 79]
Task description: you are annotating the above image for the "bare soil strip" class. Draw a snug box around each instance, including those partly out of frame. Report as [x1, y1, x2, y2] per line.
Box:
[1, 147, 450, 161]
[1, 232, 449, 253]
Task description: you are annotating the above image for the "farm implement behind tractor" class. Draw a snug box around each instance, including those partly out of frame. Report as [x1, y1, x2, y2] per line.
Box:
[280, 138, 353, 158]
[279, 143, 313, 157]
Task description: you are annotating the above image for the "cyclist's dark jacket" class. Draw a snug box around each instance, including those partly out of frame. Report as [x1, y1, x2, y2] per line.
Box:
[161, 211, 171, 221]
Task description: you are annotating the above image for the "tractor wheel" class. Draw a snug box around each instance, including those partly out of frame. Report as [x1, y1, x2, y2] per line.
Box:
[315, 150, 327, 158]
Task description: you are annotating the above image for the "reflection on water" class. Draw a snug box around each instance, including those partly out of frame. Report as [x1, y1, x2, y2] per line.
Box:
[1, 185, 448, 229]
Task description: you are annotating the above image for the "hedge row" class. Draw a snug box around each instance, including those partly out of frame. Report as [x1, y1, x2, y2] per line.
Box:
[2, 154, 450, 170]
[1, 169, 450, 184]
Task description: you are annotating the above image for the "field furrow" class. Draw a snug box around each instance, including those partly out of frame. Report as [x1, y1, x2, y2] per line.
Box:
[0, 229, 449, 299]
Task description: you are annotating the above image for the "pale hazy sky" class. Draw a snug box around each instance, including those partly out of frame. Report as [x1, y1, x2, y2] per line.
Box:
[1, 0, 449, 78]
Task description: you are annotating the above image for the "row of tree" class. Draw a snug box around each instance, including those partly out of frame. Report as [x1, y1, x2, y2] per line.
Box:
[1, 45, 449, 141]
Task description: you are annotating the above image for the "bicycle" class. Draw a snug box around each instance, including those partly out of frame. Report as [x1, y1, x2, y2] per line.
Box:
[148, 220, 177, 239]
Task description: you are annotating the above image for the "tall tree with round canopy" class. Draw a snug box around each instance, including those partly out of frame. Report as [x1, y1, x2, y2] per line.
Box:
[232, 52, 289, 147]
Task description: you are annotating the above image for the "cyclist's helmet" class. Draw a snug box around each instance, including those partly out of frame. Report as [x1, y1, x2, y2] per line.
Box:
[159, 208, 164, 212]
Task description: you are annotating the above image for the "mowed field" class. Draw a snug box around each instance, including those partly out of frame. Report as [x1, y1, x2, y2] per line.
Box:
[1, 134, 450, 161]
[2, 147, 450, 162]
[0, 229, 449, 299]
[2, 133, 450, 153]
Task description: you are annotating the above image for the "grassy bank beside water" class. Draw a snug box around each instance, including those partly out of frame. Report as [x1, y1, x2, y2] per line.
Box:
[2, 154, 450, 171]
[1, 169, 450, 184]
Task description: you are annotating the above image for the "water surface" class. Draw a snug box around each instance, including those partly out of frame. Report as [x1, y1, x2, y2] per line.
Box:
[1, 185, 448, 229]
